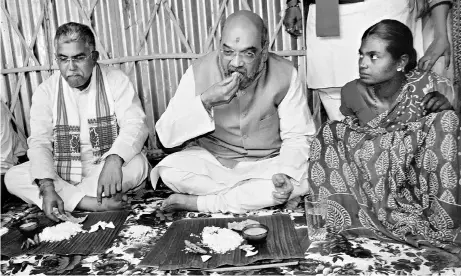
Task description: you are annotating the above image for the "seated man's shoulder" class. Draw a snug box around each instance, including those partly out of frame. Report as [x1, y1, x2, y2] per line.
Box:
[34, 71, 61, 97]
[268, 52, 294, 68]
[100, 64, 131, 82]
[191, 51, 217, 67]
[267, 53, 295, 82]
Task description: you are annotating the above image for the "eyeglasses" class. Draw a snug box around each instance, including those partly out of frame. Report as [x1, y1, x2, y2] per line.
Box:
[220, 49, 259, 64]
[55, 51, 94, 64]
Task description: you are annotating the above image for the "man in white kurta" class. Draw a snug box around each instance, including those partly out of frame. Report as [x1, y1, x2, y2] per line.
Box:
[151, 11, 316, 214]
[5, 22, 149, 221]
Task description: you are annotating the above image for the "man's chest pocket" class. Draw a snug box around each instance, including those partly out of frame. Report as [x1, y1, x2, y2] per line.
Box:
[259, 112, 278, 130]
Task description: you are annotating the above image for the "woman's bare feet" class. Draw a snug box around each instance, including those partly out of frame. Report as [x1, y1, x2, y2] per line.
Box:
[161, 194, 198, 212]
[77, 194, 129, 212]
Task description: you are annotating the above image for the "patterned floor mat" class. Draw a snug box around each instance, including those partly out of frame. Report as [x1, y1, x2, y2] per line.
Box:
[1, 185, 461, 275]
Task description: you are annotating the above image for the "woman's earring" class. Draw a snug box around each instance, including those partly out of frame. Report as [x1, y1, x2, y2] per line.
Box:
[397, 67, 402, 72]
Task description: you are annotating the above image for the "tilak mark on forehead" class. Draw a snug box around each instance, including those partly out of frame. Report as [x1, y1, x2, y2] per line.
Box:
[235, 37, 240, 43]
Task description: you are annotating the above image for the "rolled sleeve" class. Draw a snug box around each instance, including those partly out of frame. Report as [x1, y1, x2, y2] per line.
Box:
[155, 67, 215, 148]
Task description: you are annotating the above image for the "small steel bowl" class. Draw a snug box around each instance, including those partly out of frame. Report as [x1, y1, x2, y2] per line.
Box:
[18, 218, 39, 232]
[17, 218, 40, 238]
[242, 224, 269, 243]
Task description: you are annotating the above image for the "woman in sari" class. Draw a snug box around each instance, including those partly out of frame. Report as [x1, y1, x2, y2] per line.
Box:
[307, 19, 461, 252]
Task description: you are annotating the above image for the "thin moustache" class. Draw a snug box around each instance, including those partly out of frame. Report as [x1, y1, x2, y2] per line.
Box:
[228, 67, 246, 75]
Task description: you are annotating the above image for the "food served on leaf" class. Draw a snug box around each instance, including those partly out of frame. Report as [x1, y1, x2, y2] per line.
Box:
[201, 226, 244, 254]
[52, 207, 88, 223]
[201, 255, 212, 262]
[227, 219, 260, 231]
[242, 224, 269, 243]
[0, 227, 8, 236]
[21, 237, 38, 249]
[88, 221, 115, 233]
[17, 218, 41, 249]
[39, 221, 86, 242]
[185, 240, 208, 254]
[239, 244, 258, 257]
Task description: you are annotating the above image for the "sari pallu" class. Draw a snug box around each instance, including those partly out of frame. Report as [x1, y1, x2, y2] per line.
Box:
[307, 71, 461, 252]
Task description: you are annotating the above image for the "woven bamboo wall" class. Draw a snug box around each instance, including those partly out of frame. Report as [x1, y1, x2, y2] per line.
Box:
[1, 0, 306, 151]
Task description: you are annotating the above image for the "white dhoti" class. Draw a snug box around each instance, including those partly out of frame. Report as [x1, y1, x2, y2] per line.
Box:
[150, 147, 310, 214]
[5, 153, 149, 212]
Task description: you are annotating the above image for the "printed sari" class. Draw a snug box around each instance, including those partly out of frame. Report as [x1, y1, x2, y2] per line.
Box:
[307, 70, 461, 252]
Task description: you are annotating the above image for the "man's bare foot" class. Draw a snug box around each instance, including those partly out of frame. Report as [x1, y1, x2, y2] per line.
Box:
[161, 194, 198, 212]
[272, 173, 294, 205]
[77, 194, 129, 212]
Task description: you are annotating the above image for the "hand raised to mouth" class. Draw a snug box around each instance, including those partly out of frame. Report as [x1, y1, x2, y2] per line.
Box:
[200, 72, 242, 109]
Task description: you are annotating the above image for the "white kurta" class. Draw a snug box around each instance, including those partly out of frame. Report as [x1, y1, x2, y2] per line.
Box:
[5, 66, 149, 211]
[151, 67, 316, 213]
[1, 103, 27, 175]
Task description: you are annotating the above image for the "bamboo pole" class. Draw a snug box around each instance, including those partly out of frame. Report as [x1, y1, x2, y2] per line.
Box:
[9, 1, 46, 113]
[70, 0, 109, 59]
[0, 5, 41, 66]
[270, 11, 285, 50]
[0, 50, 306, 74]
[125, 0, 162, 76]
[241, 0, 251, 11]
[162, 0, 194, 53]
[42, 0, 52, 79]
[204, 0, 229, 52]
[1, 101, 28, 147]
[89, 0, 100, 14]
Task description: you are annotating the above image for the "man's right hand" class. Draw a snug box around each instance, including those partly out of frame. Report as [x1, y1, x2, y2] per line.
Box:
[200, 73, 241, 109]
[41, 183, 65, 222]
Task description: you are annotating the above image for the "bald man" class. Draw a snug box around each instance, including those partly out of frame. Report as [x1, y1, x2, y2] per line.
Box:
[151, 11, 316, 213]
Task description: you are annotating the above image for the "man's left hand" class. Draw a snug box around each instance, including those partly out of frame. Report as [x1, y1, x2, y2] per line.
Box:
[421, 91, 452, 114]
[97, 154, 123, 204]
[272, 173, 294, 205]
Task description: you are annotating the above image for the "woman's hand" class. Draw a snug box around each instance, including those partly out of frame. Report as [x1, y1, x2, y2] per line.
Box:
[283, 6, 303, 37]
[418, 35, 451, 72]
[421, 91, 452, 113]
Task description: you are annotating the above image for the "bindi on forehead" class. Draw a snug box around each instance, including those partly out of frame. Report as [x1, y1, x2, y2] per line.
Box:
[235, 37, 240, 43]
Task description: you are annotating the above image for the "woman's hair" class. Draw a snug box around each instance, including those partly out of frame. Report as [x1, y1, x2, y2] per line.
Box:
[362, 19, 417, 72]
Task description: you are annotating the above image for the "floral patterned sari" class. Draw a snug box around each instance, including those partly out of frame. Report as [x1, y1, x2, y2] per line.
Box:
[307, 70, 461, 252]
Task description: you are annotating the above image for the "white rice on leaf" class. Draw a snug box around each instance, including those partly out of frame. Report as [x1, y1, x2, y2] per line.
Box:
[39, 221, 86, 242]
[201, 226, 244, 254]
